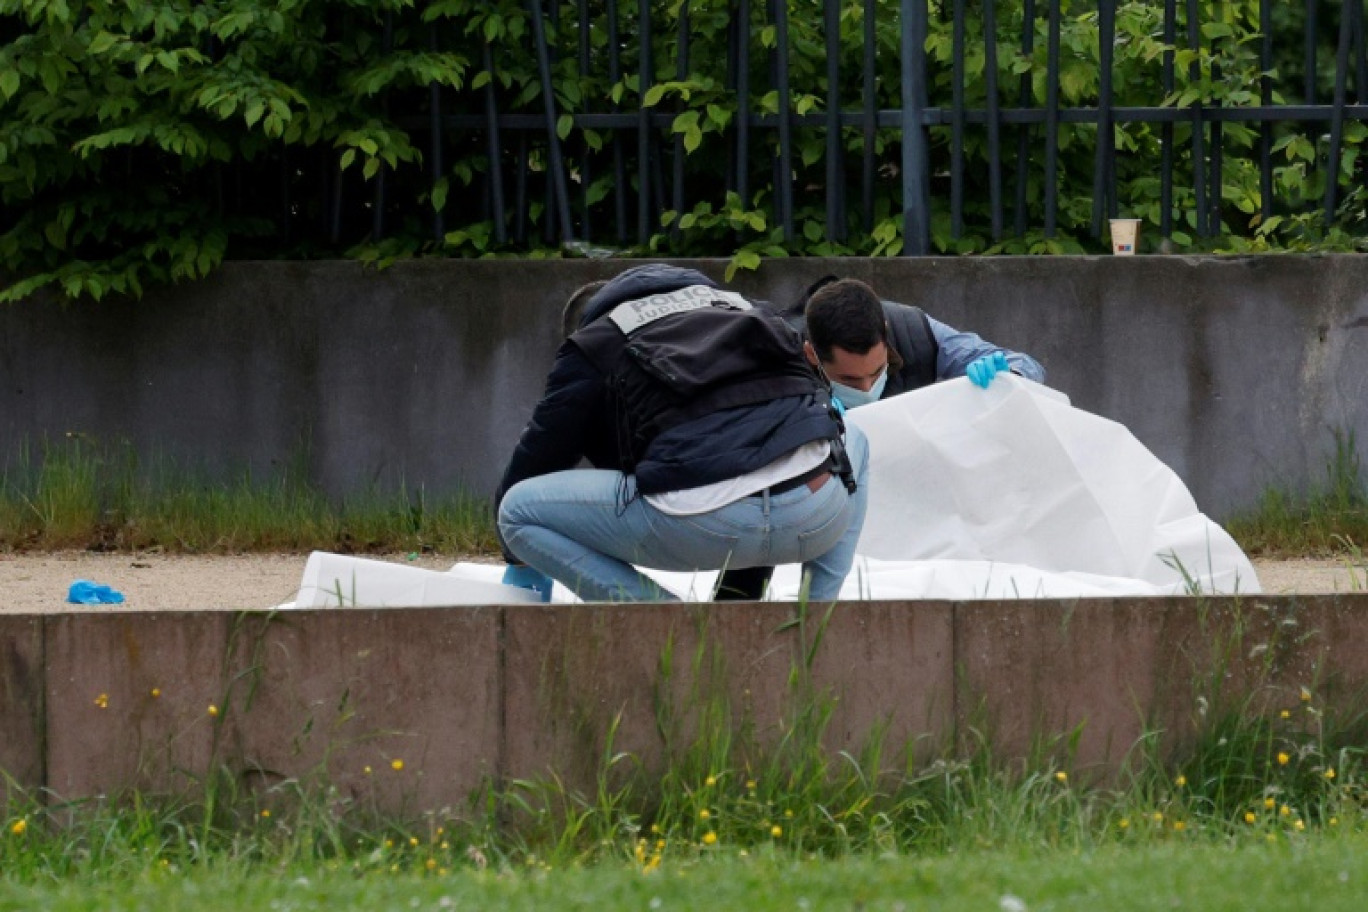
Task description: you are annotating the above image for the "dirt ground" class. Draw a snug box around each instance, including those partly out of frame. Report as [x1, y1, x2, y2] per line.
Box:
[0, 552, 1362, 613]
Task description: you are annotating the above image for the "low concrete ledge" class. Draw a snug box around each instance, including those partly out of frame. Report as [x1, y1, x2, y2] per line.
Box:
[3, 594, 1367, 813]
[0, 615, 42, 804]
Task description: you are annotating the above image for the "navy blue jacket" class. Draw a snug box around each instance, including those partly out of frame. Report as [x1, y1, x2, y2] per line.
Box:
[494, 264, 833, 560]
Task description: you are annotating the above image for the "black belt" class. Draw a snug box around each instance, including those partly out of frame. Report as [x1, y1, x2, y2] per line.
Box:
[767, 460, 833, 495]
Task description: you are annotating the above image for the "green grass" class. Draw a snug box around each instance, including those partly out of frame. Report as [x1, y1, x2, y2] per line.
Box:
[3, 796, 1366, 911]
[1226, 429, 1368, 559]
[6, 430, 1368, 560]
[0, 436, 497, 555]
[0, 837, 1366, 911]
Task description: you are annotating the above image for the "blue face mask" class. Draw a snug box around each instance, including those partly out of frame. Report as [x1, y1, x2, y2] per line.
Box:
[830, 367, 888, 410]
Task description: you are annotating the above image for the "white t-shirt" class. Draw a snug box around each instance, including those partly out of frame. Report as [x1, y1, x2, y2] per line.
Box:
[644, 441, 832, 516]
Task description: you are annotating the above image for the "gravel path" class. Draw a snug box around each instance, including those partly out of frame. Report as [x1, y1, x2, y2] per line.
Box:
[0, 552, 471, 613]
[1, 552, 1362, 613]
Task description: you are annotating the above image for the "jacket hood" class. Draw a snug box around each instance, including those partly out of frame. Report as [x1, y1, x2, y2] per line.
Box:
[578, 264, 718, 329]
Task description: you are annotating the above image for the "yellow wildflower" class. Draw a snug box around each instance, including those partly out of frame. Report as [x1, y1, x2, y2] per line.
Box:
[94, 693, 109, 709]
[391, 759, 404, 771]
[1151, 812, 1164, 824]
[1264, 797, 1276, 810]
[1173, 821, 1187, 832]
[1325, 768, 1336, 780]
[1174, 775, 1187, 788]
[1277, 752, 1290, 766]
[260, 809, 271, 819]
[425, 858, 437, 871]
[409, 837, 419, 847]
[699, 809, 710, 820]
[364, 766, 373, 775]
[10, 819, 27, 836]
[1244, 812, 1256, 824]
[1280, 804, 1291, 817]
[1279, 710, 1290, 719]
[150, 688, 161, 698]
[1300, 687, 1312, 703]
[746, 779, 757, 790]
[1118, 818, 1130, 830]
[207, 704, 219, 717]
[701, 831, 717, 846]
[1294, 819, 1306, 832]
[1330, 817, 1340, 827]
[784, 809, 794, 818]
[1054, 771, 1068, 784]
[705, 775, 717, 787]
[770, 825, 783, 838]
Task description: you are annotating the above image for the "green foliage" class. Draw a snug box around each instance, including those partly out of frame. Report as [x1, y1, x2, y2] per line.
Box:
[1, 0, 1366, 301]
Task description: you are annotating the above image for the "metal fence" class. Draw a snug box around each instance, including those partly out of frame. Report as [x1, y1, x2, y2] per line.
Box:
[343, 0, 1368, 255]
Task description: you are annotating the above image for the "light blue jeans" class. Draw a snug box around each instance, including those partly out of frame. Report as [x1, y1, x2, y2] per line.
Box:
[499, 426, 869, 602]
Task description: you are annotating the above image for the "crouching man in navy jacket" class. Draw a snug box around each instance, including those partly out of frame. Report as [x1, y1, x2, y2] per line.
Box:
[494, 263, 869, 603]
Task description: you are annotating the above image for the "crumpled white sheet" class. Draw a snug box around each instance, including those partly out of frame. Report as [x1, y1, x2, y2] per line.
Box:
[829, 374, 1259, 598]
[284, 375, 1258, 607]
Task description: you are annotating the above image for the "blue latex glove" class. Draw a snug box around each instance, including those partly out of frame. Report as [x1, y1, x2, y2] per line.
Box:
[965, 351, 1010, 389]
[67, 580, 126, 605]
[501, 564, 554, 602]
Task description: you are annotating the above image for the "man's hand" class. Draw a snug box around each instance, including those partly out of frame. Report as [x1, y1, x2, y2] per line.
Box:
[502, 564, 554, 602]
[966, 351, 1010, 389]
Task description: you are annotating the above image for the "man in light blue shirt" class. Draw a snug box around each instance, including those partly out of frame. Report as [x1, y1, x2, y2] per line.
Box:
[715, 276, 1044, 600]
[795, 276, 1045, 411]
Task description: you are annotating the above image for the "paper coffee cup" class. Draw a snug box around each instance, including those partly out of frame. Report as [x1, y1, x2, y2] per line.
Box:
[1109, 218, 1141, 255]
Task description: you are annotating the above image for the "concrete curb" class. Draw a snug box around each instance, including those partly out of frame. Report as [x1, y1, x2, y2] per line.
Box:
[3, 594, 1366, 813]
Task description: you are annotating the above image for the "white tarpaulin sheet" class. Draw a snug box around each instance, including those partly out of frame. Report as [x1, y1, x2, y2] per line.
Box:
[292, 552, 541, 608]
[282, 375, 1258, 607]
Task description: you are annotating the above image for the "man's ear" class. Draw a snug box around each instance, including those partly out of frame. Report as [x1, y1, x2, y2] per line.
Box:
[803, 340, 820, 367]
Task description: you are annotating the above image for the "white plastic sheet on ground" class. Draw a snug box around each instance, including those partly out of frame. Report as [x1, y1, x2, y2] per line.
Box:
[280, 375, 1258, 607]
[291, 552, 540, 607]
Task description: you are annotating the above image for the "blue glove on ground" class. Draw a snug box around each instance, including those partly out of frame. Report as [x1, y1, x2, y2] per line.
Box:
[501, 564, 554, 602]
[67, 580, 125, 605]
[965, 351, 1010, 389]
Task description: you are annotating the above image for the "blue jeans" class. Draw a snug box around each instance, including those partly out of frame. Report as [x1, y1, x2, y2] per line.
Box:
[499, 426, 869, 602]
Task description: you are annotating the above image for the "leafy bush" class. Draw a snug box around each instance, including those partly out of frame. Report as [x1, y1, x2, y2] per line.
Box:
[1, 0, 1365, 301]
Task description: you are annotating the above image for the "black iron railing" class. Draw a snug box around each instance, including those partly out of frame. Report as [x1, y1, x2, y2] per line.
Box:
[359, 0, 1367, 257]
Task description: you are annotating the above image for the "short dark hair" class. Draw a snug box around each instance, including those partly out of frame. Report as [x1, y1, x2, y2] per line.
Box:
[560, 280, 609, 337]
[805, 278, 886, 361]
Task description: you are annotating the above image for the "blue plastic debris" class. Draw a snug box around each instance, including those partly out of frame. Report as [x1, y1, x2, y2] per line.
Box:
[67, 580, 126, 605]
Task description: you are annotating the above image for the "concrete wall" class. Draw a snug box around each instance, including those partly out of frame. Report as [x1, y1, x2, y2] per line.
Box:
[4, 256, 1367, 517]
[4, 595, 1366, 814]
